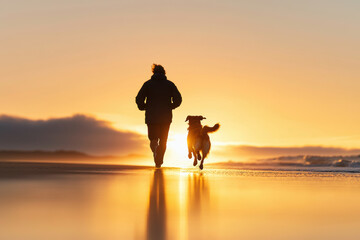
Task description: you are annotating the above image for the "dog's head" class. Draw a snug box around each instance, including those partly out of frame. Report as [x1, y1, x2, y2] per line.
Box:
[185, 115, 206, 127]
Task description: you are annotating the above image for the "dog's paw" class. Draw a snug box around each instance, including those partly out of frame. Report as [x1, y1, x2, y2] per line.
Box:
[193, 159, 197, 166]
[188, 153, 192, 159]
[199, 164, 203, 170]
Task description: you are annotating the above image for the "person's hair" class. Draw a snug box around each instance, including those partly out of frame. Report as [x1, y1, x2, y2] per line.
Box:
[152, 64, 166, 75]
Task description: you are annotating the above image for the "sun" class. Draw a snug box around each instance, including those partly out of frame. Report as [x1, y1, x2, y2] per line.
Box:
[167, 133, 188, 157]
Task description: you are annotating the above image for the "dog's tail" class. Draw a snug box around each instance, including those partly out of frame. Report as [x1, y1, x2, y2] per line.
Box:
[202, 123, 220, 134]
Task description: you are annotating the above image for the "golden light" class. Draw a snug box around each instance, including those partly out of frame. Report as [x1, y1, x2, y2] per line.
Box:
[165, 133, 193, 168]
[168, 133, 188, 156]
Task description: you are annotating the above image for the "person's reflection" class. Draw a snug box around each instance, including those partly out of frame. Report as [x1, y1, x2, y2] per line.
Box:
[147, 169, 166, 240]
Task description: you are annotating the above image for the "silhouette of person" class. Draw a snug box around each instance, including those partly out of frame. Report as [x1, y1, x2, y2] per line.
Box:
[136, 64, 182, 167]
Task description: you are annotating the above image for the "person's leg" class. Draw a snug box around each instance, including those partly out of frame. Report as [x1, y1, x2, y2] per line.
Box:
[147, 124, 160, 166]
[156, 123, 171, 166]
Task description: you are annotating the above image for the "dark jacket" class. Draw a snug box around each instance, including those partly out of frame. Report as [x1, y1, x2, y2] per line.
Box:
[136, 73, 182, 124]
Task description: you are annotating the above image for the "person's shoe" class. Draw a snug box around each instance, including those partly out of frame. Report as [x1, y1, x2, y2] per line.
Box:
[155, 152, 163, 168]
[154, 149, 163, 168]
[155, 158, 163, 168]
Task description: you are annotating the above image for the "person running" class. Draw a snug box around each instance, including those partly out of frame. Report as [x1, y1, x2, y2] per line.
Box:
[136, 64, 182, 167]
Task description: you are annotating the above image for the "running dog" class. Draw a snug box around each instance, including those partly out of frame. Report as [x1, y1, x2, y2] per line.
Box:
[186, 115, 220, 170]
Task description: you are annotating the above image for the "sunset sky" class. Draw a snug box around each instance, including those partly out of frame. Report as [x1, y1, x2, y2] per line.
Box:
[1, 0, 360, 161]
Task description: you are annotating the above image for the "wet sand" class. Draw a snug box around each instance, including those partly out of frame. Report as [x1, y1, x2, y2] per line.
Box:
[1, 161, 360, 240]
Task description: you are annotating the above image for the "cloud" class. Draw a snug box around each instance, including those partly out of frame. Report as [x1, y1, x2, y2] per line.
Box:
[0, 114, 147, 155]
[216, 145, 360, 159]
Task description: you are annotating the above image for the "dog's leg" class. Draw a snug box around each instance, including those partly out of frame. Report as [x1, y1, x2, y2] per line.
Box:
[187, 135, 193, 159]
[199, 157, 204, 170]
[194, 140, 202, 161]
[188, 143, 197, 166]
[193, 150, 198, 166]
[188, 145, 192, 159]
[193, 152, 198, 166]
[188, 145, 195, 162]
[199, 140, 210, 170]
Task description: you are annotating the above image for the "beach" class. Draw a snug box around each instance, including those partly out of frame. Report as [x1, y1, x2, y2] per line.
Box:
[1, 161, 360, 240]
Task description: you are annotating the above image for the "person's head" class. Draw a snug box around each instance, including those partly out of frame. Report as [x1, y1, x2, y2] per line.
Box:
[152, 64, 166, 75]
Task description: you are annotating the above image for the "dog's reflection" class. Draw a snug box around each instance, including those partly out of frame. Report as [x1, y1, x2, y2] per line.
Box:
[147, 169, 166, 240]
[187, 173, 210, 238]
[188, 173, 209, 214]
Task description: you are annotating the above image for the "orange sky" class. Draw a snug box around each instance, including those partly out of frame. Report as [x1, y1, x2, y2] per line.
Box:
[1, 0, 360, 150]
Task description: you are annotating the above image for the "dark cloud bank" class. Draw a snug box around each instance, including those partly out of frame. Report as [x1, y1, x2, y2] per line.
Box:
[0, 114, 147, 155]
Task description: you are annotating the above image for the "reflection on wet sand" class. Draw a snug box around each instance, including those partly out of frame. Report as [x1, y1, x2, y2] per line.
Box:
[147, 169, 166, 240]
[146, 170, 211, 240]
[187, 173, 210, 216]
[187, 172, 210, 240]
[2, 164, 360, 239]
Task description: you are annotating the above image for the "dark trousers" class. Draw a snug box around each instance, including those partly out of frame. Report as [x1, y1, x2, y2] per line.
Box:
[147, 123, 170, 164]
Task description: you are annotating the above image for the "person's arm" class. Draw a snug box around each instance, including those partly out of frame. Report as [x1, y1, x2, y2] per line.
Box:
[136, 83, 147, 111]
[171, 83, 182, 109]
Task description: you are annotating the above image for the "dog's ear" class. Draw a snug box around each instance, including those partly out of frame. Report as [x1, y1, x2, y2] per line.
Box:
[185, 116, 190, 122]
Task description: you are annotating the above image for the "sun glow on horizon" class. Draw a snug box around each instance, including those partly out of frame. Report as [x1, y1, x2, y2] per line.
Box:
[167, 133, 188, 156]
[166, 133, 193, 168]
